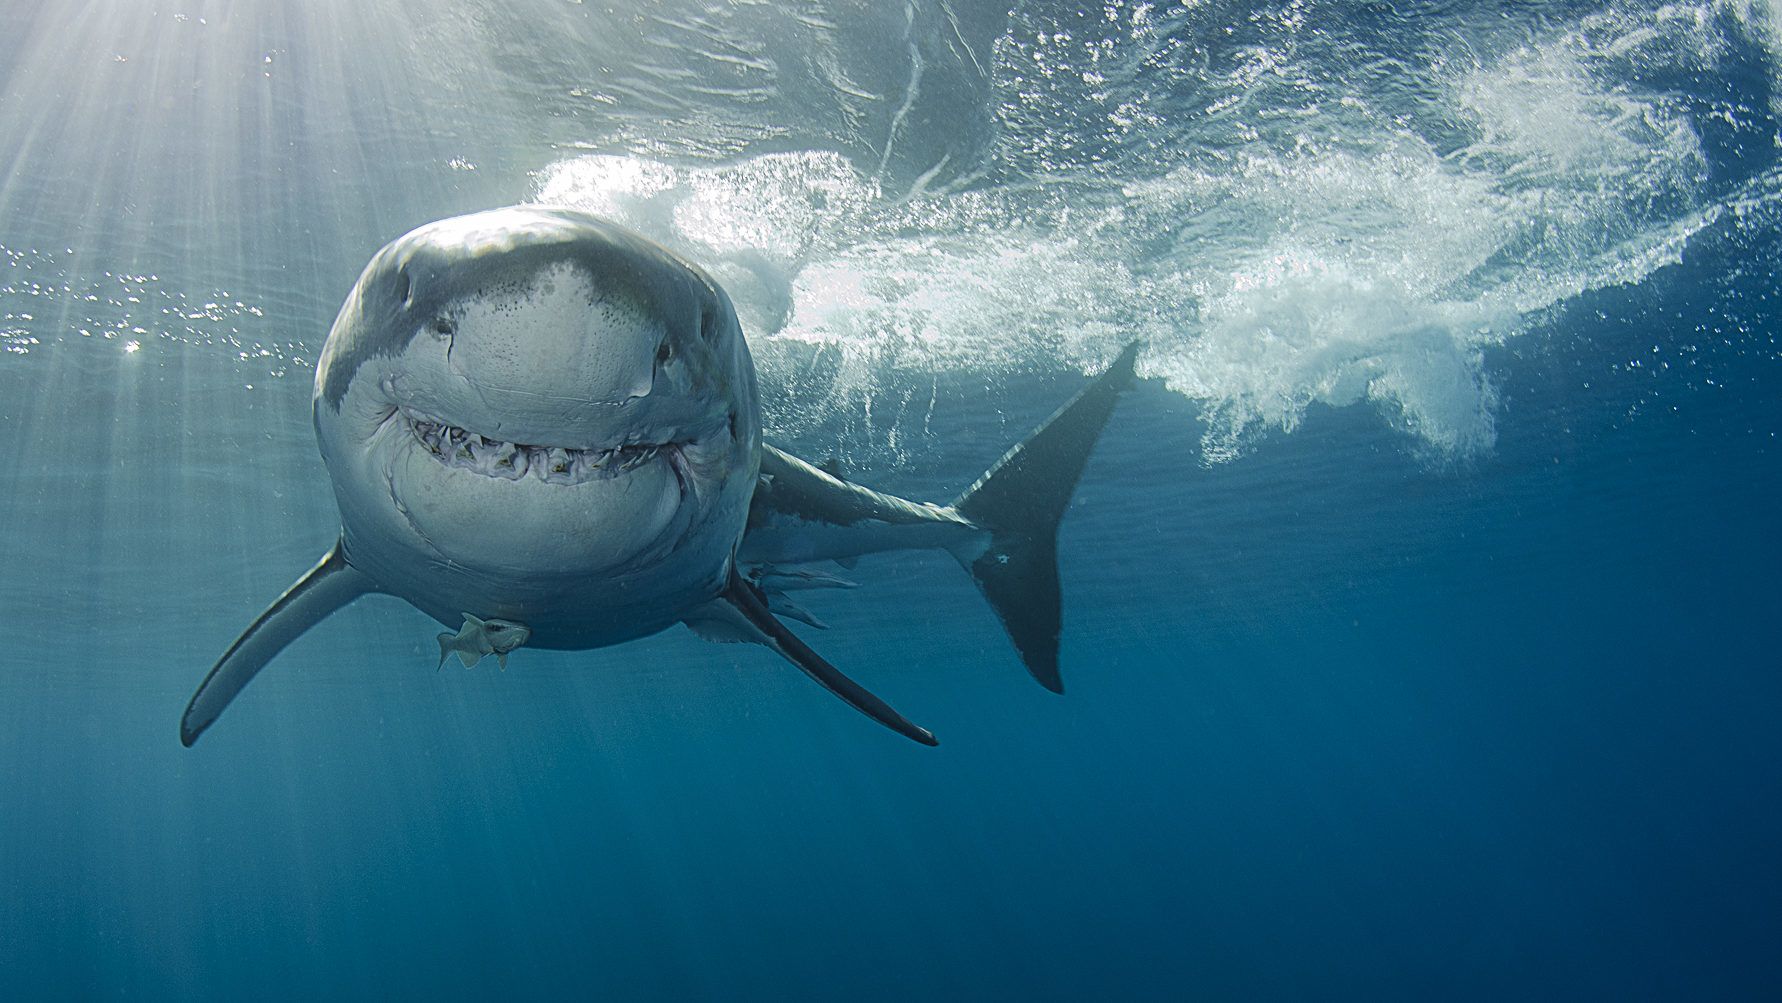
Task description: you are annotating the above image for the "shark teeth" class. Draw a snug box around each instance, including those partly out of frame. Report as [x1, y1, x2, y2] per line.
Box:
[405, 413, 676, 484]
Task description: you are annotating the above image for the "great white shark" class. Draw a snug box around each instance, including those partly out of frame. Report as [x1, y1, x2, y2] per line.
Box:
[181, 206, 1138, 747]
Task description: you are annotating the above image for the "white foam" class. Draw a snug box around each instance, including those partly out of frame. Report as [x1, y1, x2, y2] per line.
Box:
[535, 151, 877, 267]
[1160, 253, 1507, 463]
[529, 2, 1767, 464]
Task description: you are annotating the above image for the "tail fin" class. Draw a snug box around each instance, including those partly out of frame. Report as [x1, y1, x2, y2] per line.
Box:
[951, 342, 1140, 692]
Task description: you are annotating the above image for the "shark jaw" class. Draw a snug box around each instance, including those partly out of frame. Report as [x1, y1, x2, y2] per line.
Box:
[402, 409, 695, 488]
[333, 362, 742, 603]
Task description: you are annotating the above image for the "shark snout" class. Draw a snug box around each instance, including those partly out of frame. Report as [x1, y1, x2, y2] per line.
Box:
[444, 320, 657, 409]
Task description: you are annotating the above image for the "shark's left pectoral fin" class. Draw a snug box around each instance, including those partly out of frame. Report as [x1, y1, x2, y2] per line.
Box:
[180, 539, 375, 747]
[687, 569, 938, 746]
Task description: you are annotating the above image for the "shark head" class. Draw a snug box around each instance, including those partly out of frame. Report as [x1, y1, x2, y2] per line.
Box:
[312, 207, 760, 636]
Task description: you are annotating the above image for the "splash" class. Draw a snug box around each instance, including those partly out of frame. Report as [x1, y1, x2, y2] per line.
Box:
[530, 3, 1765, 464]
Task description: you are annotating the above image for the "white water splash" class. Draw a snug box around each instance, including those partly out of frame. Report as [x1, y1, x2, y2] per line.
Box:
[532, 2, 1771, 464]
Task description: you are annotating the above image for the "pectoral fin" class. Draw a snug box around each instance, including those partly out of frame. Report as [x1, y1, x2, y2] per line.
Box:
[702, 568, 938, 746]
[181, 538, 374, 746]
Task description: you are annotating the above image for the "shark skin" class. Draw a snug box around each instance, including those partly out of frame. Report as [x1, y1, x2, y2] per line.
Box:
[180, 206, 1139, 748]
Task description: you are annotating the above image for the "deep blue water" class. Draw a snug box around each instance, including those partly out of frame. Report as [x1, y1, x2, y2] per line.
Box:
[2, 1, 1781, 999]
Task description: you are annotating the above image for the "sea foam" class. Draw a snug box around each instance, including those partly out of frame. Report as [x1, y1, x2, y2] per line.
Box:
[528, 3, 1755, 464]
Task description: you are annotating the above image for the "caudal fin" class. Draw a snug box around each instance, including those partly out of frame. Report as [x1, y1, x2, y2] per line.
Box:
[950, 342, 1140, 692]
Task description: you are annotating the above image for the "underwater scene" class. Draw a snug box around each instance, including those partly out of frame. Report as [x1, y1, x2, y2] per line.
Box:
[2, 0, 1780, 998]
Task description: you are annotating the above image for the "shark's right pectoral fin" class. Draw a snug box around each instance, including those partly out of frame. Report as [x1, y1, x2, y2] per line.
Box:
[686, 568, 938, 746]
[180, 539, 374, 747]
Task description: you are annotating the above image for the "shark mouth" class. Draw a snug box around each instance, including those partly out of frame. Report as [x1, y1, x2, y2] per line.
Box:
[405, 412, 683, 485]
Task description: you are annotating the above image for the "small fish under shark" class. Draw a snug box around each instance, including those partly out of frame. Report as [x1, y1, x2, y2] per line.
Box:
[181, 206, 1139, 748]
[436, 613, 529, 670]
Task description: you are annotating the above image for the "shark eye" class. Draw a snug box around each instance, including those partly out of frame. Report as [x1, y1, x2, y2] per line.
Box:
[656, 341, 673, 364]
[431, 317, 455, 337]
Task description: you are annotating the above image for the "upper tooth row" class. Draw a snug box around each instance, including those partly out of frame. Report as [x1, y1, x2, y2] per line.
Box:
[410, 418, 664, 481]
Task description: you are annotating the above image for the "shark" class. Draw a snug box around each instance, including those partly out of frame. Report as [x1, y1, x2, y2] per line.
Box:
[180, 206, 1138, 748]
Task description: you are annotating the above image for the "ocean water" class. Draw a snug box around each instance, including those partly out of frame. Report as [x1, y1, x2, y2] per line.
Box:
[2, 0, 1780, 998]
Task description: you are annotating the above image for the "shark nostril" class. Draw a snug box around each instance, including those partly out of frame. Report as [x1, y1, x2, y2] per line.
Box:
[393, 267, 411, 307]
